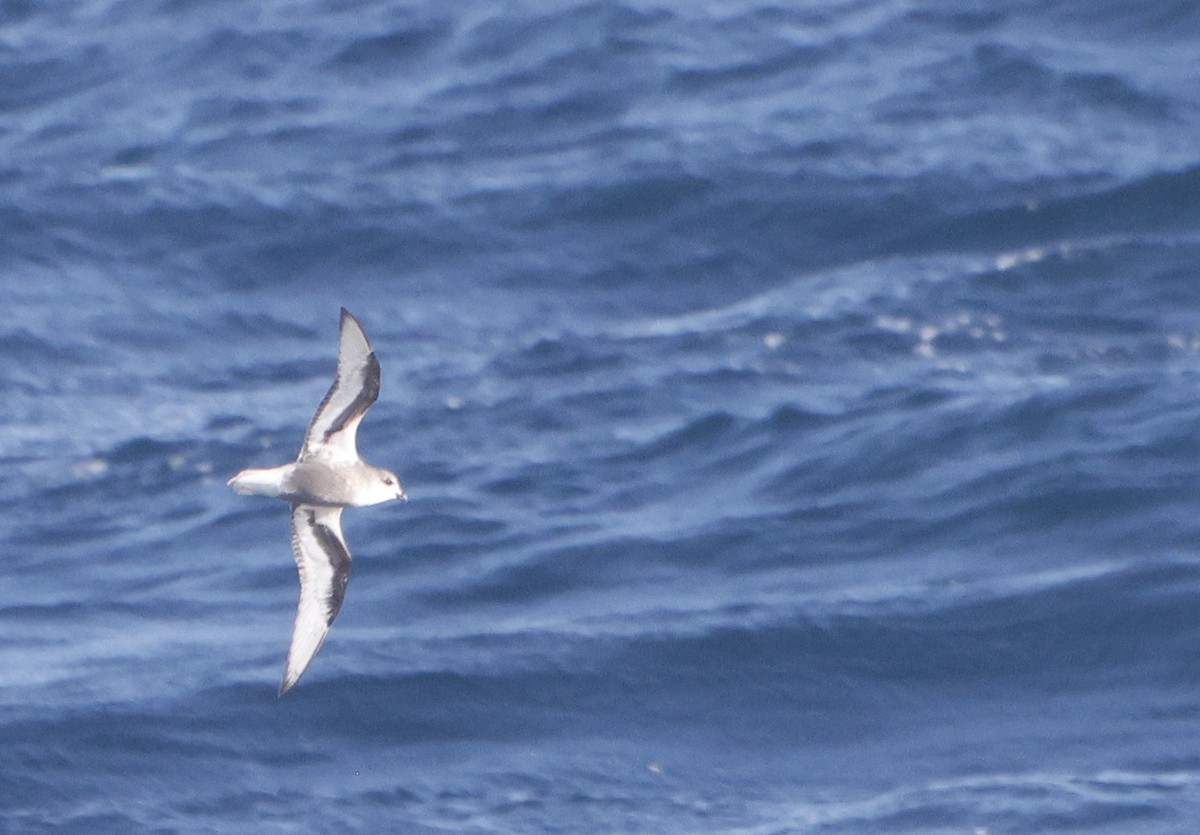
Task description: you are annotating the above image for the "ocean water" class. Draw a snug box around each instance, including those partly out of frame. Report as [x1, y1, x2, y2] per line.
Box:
[4, 0, 1200, 831]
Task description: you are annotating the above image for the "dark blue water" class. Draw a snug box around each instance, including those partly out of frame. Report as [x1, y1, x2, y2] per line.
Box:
[4, 0, 1200, 831]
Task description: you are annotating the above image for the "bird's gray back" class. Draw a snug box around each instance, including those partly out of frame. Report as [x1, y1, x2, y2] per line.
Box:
[283, 460, 375, 507]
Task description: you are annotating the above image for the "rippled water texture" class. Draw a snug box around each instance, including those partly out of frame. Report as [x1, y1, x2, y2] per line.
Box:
[4, 1, 1200, 832]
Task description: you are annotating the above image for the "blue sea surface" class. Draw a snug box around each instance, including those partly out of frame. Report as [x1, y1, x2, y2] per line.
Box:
[5, 0, 1200, 831]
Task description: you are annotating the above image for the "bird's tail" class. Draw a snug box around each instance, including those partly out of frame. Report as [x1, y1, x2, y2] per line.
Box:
[228, 466, 290, 497]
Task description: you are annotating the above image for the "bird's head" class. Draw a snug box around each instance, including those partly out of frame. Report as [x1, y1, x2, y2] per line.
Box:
[360, 467, 408, 506]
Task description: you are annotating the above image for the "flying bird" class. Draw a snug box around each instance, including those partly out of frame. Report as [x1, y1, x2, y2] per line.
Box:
[229, 308, 407, 694]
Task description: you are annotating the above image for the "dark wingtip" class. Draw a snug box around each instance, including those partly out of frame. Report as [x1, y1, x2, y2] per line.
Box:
[278, 658, 298, 697]
[339, 308, 369, 341]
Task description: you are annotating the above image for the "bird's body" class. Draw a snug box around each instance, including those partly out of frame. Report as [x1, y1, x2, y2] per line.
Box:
[229, 308, 406, 695]
[230, 459, 400, 507]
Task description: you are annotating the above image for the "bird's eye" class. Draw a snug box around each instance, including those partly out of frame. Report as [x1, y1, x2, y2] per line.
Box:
[383, 476, 394, 486]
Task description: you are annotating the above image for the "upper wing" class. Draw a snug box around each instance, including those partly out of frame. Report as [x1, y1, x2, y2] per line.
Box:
[280, 504, 352, 695]
[300, 308, 380, 464]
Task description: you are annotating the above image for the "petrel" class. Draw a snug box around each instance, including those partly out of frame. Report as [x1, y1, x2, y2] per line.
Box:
[229, 308, 407, 695]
